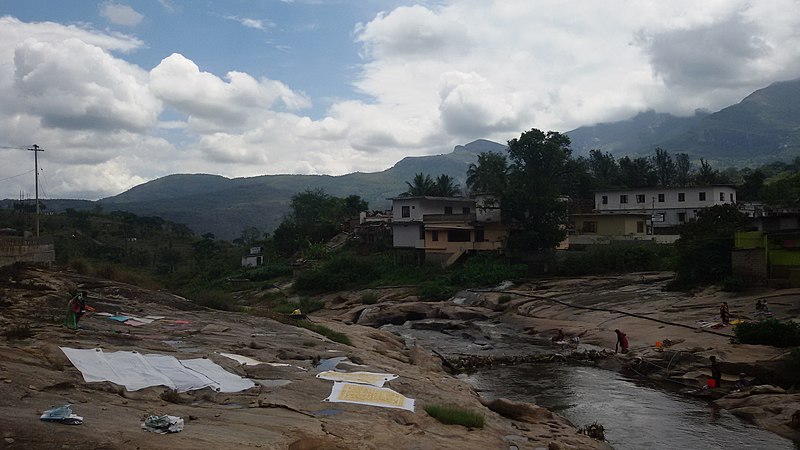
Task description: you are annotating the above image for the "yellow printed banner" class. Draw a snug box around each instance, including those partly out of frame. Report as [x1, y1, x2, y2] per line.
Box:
[324, 382, 415, 412]
[316, 370, 398, 387]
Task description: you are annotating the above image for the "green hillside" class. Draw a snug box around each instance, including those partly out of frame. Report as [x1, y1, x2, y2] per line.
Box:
[97, 139, 508, 240]
[567, 78, 800, 166]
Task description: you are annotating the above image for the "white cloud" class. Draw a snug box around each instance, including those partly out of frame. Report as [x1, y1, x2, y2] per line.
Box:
[13, 38, 161, 131]
[149, 53, 310, 132]
[3, 1, 800, 201]
[100, 3, 144, 27]
[227, 16, 269, 30]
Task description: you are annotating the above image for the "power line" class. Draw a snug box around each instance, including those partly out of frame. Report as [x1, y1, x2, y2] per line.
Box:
[0, 169, 34, 183]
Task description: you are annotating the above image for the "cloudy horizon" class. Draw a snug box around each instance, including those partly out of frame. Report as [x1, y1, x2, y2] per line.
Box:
[1, 0, 799, 200]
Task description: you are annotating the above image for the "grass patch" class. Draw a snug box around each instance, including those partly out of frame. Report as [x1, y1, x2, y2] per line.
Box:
[423, 404, 484, 428]
[273, 297, 325, 315]
[295, 320, 352, 346]
[417, 279, 455, 301]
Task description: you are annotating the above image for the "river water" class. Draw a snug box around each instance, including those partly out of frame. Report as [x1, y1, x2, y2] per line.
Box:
[383, 322, 798, 449]
[461, 363, 797, 450]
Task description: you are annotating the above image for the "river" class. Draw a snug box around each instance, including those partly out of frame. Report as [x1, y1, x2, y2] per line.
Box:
[383, 321, 799, 449]
[461, 363, 797, 450]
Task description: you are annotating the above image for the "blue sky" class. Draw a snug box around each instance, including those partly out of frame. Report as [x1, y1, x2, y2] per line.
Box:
[1, 1, 799, 200]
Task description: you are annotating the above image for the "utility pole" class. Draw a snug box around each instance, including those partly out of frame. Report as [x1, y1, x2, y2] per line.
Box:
[28, 144, 44, 237]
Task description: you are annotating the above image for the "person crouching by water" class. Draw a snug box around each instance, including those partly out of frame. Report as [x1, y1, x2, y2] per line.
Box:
[551, 328, 565, 343]
[65, 291, 87, 329]
[615, 329, 629, 354]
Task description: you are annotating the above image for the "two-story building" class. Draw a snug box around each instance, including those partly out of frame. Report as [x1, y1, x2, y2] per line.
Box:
[390, 195, 506, 266]
[594, 185, 737, 233]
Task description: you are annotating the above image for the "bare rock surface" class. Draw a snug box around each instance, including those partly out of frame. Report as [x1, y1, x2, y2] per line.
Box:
[0, 267, 607, 449]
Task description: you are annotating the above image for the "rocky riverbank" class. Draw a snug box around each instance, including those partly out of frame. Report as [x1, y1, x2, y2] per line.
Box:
[0, 266, 608, 449]
[314, 272, 800, 443]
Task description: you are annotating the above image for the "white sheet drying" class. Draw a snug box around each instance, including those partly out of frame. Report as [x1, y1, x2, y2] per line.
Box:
[60, 347, 254, 393]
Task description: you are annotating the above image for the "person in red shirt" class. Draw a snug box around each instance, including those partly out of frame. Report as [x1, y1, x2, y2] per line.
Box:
[615, 329, 629, 354]
[65, 291, 86, 329]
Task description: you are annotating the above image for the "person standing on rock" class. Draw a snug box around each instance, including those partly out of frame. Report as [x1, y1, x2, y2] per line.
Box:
[710, 356, 722, 388]
[65, 291, 86, 330]
[720, 302, 730, 325]
[614, 329, 629, 354]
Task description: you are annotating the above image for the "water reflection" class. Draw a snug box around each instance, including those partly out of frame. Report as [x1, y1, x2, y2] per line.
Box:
[461, 364, 798, 450]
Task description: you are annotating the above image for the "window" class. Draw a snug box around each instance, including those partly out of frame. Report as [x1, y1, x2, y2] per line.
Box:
[401, 205, 410, 218]
[601, 195, 608, 205]
[636, 194, 645, 203]
[620, 195, 628, 204]
[581, 221, 597, 233]
[636, 221, 644, 233]
[678, 212, 686, 223]
[463, 207, 470, 214]
[678, 193, 685, 202]
[444, 206, 453, 214]
[431, 230, 439, 241]
[448, 229, 471, 242]
[419, 225, 425, 240]
[720, 192, 725, 201]
[658, 194, 665, 202]
[699, 192, 706, 201]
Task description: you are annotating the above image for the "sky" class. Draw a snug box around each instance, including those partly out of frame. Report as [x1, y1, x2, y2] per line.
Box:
[1, 0, 800, 201]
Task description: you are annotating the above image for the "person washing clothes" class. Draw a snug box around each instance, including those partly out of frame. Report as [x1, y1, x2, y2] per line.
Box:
[615, 329, 629, 354]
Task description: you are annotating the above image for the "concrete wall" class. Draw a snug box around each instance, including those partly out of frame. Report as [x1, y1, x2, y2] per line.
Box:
[0, 237, 55, 267]
[392, 222, 424, 248]
[731, 249, 767, 282]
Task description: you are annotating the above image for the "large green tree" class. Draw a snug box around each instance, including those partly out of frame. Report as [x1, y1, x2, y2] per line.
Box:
[466, 152, 508, 194]
[673, 204, 749, 286]
[273, 189, 368, 256]
[502, 129, 573, 251]
[652, 148, 676, 186]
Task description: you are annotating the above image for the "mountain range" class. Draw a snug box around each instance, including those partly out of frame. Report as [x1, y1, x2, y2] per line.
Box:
[5, 79, 800, 240]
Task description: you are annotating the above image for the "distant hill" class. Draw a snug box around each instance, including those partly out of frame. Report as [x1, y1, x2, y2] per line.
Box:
[567, 78, 800, 166]
[97, 139, 508, 240]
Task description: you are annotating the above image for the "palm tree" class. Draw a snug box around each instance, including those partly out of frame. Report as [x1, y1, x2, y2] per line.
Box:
[404, 173, 437, 196]
[466, 152, 508, 194]
[433, 174, 459, 197]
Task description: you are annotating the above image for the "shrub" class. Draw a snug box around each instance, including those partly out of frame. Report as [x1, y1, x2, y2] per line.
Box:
[721, 276, 749, 292]
[361, 291, 379, 305]
[423, 404, 484, 428]
[243, 264, 292, 281]
[70, 259, 89, 275]
[4, 323, 33, 340]
[498, 295, 513, 304]
[787, 348, 800, 384]
[94, 264, 117, 280]
[189, 289, 238, 311]
[417, 279, 455, 301]
[448, 256, 527, 288]
[734, 319, 800, 347]
[294, 253, 379, 293]
[554, 243, 673, 276]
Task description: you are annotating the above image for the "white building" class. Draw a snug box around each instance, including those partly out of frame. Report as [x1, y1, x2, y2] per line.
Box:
[594, 185, 737, 230]
[390, 196, 476, 248]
